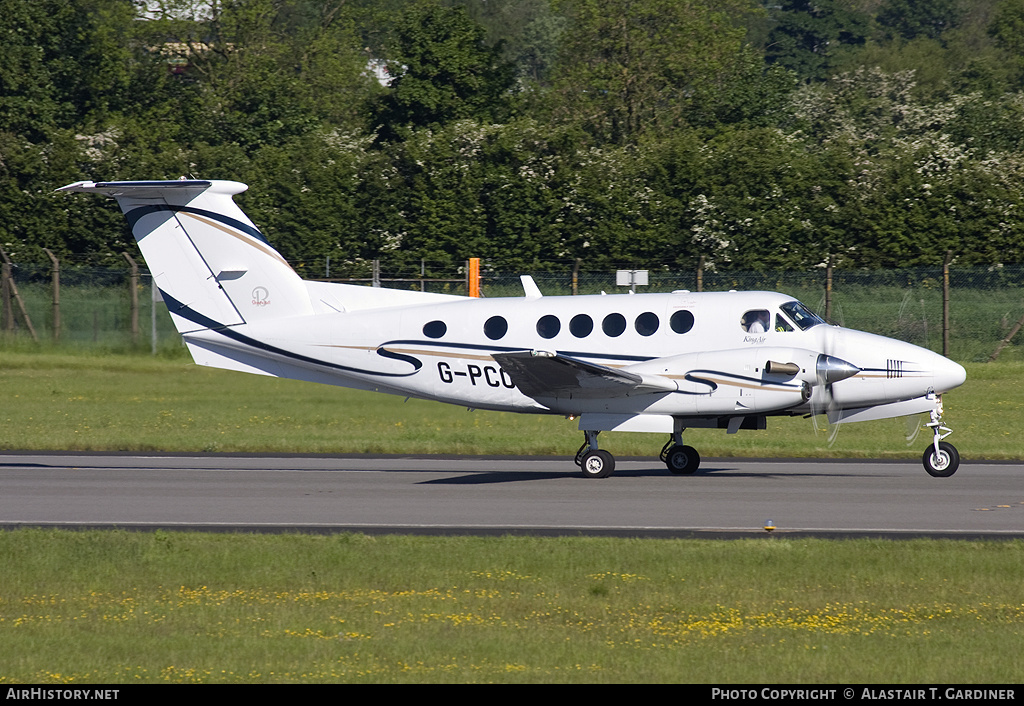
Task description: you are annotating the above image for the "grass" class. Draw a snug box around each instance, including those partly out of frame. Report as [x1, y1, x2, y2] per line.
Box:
[0, 350, 1022, 459]
[1, 530, 1023, 684]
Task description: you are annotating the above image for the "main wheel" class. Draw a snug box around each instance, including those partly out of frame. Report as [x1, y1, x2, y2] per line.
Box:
[923, 441, 959, 477]
[665, 444, 700, 475]
[580, 449, 615, 479]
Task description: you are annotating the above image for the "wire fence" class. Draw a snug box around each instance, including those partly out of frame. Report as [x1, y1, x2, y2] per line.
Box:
[2, 258, 1023, 363]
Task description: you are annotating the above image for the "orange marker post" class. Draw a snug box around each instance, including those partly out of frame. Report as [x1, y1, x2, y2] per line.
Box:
[468, 257, 481, 298]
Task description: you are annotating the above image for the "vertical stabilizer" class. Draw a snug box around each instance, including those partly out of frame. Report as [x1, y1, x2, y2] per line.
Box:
[58, 180, 313, 333]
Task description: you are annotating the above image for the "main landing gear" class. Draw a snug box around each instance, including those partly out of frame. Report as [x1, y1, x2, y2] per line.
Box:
[574, 430, 702, 479]
[575, 430, 615, 478]
[661, 437, 700, 475]
[922, 397, 959, 477]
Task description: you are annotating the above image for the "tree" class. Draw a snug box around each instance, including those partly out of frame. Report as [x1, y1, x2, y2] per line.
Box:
[0, 0, 140, 138]
[512, 6, 568, 86]
[144, 0, 373, 150]
[373, 2, 517, 140]
[0, 0, 177, 264]
[989, 0, 1024, 88]
[445, 0, 566, 85]
[765, 0, 871, 81]
[877, 0, 964, 42]
[545, 0, 760, 143]
[776, 68, 1024, 268]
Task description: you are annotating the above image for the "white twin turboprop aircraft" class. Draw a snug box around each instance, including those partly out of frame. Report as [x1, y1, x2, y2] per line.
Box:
[60, 179, 967, 478]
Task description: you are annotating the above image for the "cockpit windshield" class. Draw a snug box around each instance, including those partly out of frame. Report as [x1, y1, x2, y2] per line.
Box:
[780, 301, 826, 331]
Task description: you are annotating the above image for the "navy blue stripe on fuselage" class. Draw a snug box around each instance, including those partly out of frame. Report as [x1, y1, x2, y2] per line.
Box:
[160, 290, 420, 378]
[379, 339, 654, 364]
[96, 180, 212, 189]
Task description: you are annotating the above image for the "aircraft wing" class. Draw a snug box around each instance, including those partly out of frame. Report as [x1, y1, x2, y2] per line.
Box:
[491, 350, 676, 401]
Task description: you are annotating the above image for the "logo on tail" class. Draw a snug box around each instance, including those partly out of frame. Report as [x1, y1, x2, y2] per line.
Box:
[252, 287, 271, 307]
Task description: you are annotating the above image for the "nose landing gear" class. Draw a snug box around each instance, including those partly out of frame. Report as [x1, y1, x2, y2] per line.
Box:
[923, 396, 959, 477]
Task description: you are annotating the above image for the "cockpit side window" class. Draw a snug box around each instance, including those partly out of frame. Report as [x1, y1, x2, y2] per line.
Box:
[774, 314, 794, 332]
[780, 301, 826, 330]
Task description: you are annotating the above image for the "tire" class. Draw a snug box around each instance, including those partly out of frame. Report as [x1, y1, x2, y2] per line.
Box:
[923, 441, 959, 477]
[665, 445, 700, 475]
[580, 449, 615, 479]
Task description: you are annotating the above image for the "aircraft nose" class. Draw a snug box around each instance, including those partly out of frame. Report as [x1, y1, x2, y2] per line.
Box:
[932, 354, 966, 393]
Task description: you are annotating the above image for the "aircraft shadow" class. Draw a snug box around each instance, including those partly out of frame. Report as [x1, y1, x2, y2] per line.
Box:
[417, 466, 860, 484]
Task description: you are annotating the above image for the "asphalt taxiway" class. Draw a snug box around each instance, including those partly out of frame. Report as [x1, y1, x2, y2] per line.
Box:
[1, 453, 1022, 538]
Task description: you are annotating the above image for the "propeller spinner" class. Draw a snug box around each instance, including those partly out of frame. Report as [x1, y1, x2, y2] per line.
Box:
[816, 354, 860, 384]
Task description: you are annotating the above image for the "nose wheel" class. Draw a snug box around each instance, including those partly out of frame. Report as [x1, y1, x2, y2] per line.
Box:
[922, 396, 959, 477]
[923, 441, 959, 477]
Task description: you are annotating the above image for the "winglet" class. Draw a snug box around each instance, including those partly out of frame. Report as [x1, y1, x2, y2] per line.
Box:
[521, 275, 542, 299]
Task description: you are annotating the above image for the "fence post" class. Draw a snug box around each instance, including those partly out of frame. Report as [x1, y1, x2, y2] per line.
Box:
[0, 244, 38, 341]
[43, 248, 60, 342]
[989, 313, 1024, 362]
[697, 256, 704, 292]
[123, 252, 140, 345]
[1, 261, 11, 333]
[151, 276, 159, 355]
[825, 256, 834, 322]
[572, 258, 581, 295]
[943, 250, 952, 357]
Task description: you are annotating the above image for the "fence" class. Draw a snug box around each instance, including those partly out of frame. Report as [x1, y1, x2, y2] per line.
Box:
[2, 256, 1023, 363]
